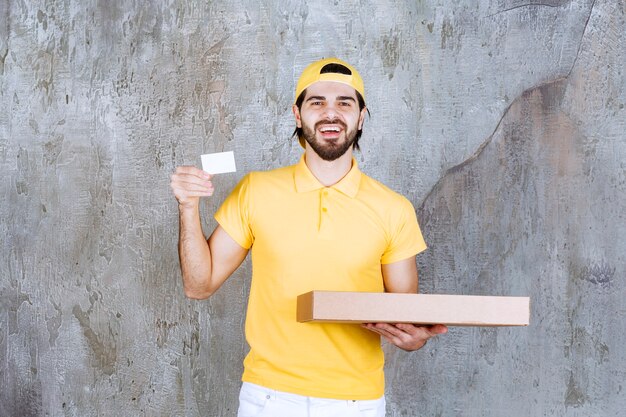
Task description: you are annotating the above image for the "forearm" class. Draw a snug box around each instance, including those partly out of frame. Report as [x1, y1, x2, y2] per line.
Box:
[369, 257, 448, 351]
[178, 206, 213, 299]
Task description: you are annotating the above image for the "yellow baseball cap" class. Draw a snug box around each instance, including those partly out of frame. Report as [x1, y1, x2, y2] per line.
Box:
[294, 57, 365, 104]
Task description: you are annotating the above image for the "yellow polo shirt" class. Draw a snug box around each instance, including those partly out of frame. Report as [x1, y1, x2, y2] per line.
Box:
[215, 155, 426, 400]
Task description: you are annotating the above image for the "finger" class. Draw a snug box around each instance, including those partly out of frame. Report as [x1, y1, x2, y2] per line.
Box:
[384, 324, 439, 345]
[170, 183, 214, 198]
[366, 323, 414, 339]
[394, 323, 420, 334]
[366, 327, 401, 345]
[362, 324, 393, 339]
[174, 187, 212, 200]
[170, 179, 214, 195]
[173, 189, 214, 198]
[371, 324, 412, 345]
[428, 324, 448, 335]
[376, 323, 412, 337]
[170, 180, 214, 194]
[396, 323, 448, 337]
[171, 173, 214, 188]
[414, 324, 448, 337]
[175, 166, 213, 179]
[170, 181, 214, 194]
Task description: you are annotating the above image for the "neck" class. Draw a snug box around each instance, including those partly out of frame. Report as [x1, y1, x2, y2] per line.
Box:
[304, 147, 354, 187]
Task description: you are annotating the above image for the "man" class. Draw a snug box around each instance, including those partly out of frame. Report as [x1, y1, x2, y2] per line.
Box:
[170, 58, 447, 417]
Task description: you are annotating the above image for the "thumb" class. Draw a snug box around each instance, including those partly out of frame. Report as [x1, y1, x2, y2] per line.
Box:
[428, 324, 448, 335]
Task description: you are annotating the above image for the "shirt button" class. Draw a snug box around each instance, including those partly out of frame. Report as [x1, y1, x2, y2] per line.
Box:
[322, 207, 327, 212]
[323, 190, 329, 196]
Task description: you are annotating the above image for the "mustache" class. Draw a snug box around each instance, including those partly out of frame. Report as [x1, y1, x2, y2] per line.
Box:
[315, 119, 347, 130]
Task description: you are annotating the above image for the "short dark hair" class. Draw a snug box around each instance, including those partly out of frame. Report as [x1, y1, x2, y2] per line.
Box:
[320, 62, 352, 76]
[292, 88, 368, 151]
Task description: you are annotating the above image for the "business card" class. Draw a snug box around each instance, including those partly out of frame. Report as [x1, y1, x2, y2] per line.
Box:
[201, 151, 236, 174]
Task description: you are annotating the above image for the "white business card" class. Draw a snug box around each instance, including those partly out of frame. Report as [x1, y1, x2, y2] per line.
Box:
[201, 151, 236, 174]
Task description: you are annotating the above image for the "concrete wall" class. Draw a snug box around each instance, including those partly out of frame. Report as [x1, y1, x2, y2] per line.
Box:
[1, 0, 624, 416]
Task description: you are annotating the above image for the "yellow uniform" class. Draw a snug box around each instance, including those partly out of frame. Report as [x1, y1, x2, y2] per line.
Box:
[215, 155, 426, 400]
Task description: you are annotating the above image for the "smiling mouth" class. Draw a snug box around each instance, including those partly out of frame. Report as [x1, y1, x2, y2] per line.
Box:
[316, 121, 345, 139]
[319, 126, 341, 133]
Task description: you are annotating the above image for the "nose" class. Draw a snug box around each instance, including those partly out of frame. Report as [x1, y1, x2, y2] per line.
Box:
[323, 105, 337, 120]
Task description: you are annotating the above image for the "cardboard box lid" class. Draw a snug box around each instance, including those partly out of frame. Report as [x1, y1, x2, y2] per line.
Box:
[297, 291, 530, 327]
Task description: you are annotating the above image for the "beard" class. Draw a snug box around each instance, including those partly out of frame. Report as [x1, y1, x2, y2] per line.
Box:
[301, 119, 359, 161]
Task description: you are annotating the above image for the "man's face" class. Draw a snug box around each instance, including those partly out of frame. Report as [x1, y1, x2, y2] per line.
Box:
[294, 81, 366, 161]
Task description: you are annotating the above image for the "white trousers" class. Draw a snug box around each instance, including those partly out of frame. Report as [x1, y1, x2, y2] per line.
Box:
[237, 382, 386, 417]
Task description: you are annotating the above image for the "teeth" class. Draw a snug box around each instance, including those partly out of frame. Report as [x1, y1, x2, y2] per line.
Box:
[320, 126, 340, 132]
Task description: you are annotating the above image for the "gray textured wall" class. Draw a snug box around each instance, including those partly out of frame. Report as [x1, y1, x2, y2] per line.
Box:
[1, 0, 624, 416]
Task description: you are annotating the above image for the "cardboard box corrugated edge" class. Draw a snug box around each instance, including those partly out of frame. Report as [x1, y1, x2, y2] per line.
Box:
[296, 291, 530, 327]
[296, 291, 315, 322]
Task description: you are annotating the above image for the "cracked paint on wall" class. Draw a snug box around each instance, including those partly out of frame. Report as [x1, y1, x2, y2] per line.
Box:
[1, 0, 624, 416]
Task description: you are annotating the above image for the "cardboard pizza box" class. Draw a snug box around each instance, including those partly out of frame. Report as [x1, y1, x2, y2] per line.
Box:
[297, 291, 530, 327]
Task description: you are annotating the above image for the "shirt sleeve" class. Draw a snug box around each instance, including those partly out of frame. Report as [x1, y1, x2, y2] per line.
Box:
[380, 196, 427, 264]
[214, 173, 255, 249]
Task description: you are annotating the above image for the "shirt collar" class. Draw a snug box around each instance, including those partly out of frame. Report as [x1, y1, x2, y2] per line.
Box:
[294, 154, 362, 198]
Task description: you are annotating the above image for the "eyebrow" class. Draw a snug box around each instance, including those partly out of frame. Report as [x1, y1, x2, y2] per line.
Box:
[305, 95, 357, 102]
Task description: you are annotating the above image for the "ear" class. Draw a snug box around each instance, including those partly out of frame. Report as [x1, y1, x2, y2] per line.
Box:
[358, 106, 367, 130]
[292, 104, 302, 128]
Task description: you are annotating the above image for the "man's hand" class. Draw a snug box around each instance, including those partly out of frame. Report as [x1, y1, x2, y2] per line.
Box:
[362, 323, 448, 352]
[170, 166, 214, 209]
